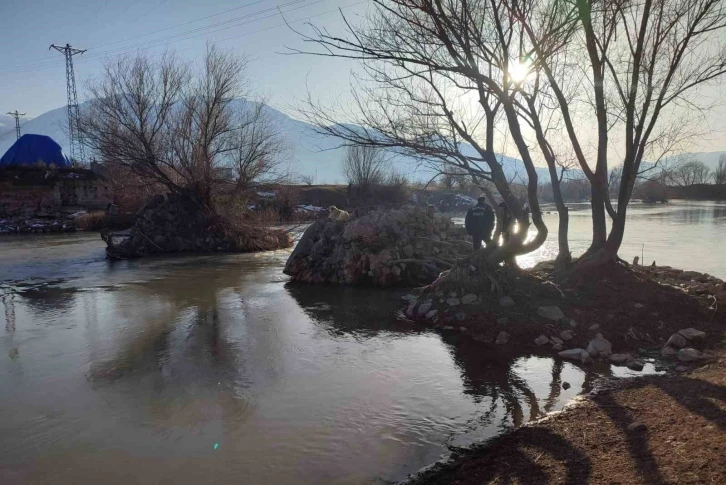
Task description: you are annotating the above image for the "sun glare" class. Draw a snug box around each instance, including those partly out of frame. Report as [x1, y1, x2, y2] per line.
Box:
[508, 59, 531, 83]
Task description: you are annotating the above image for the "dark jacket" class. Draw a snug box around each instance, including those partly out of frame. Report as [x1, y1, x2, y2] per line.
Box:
[465, 203, 494, 235]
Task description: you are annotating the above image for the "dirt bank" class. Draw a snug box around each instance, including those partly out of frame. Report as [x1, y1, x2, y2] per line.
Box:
[407, 350, 726, 484]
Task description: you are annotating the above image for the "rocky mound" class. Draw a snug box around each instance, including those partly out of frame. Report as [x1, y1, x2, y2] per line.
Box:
[105, 194, 292, 259]
[283, 206, 471, 286]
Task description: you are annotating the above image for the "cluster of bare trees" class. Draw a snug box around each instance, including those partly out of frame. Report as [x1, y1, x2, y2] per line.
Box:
[294, 0, 726, 271]
[342, 145, 410, 206]
[80, 46, 287, 210]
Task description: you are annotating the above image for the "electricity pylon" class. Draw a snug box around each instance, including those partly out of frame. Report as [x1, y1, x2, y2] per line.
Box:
[49, 43, 86, 162]
[5, 111, 25, 140]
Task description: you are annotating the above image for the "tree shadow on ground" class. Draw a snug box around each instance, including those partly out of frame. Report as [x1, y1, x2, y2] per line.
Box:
[592, 373, 726, 485]
[423, 427, 592, 485]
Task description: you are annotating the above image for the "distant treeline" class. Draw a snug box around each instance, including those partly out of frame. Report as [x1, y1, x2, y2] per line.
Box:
[668, 184, 726, 201]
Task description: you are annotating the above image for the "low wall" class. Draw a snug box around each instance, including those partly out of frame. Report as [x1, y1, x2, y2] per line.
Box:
[0, 168, 112, 217]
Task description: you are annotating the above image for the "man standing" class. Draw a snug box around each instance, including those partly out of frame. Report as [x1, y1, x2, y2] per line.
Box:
[465, 196, 495, 250]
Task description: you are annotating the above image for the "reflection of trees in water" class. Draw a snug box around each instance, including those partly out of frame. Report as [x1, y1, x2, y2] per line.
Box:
[444, 336, 541, 430]
[15, 283, 77, 316]
[285, 283, 413, 336]
[87, 272, 247, 428]
[2, 294, 16, 332]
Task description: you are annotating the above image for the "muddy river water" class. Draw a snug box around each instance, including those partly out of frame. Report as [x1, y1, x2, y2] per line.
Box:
[1, 200, 723, 484]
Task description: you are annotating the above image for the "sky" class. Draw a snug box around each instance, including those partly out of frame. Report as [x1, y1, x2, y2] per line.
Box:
[2, 0, 726, 158]
[0, 0, 365, 117]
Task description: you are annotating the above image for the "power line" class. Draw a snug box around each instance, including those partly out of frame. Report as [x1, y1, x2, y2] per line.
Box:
[0, 0, 366, 77]
[49, 44, 86, 162]
[5, 111, 26, 140]
[1, 0, 307, 73]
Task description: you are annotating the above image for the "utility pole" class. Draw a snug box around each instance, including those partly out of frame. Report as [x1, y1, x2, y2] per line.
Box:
[49, 43, 86, 162]
[5, 110, 26, 140]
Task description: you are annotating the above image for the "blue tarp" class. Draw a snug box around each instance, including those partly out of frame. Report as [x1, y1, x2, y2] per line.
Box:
[0, 134, 71, 168]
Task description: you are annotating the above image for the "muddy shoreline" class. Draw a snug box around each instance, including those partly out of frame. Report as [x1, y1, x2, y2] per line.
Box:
[403, 351, 726, 484]
[399, 263, 726, 484]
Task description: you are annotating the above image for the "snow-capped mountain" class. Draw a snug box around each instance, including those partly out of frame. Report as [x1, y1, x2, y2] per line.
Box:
[0, 100, 545, 183]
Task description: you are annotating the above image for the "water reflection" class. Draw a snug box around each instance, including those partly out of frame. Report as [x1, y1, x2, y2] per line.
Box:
[0, 236, 663, 484]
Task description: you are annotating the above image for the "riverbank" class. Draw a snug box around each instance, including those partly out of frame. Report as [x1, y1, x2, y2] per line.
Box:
[407, 349, 726, 484]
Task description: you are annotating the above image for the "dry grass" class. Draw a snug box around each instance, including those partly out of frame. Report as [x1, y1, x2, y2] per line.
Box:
[74, 211, 107, 231]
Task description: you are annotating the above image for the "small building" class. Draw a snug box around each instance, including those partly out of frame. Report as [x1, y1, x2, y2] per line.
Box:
[0, 135, 111, 218]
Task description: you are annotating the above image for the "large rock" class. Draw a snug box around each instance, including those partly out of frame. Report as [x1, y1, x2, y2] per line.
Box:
[534, 335, 550, 346]
[666, 333, 688, 349]
[677, 348, 704, 362]
[661, 346, 677, 358]
[284, 206, 469, 286]
[586, 333, 613, 358]
[559, 348, 593, 364]
[461, 294, 478, 305]
[678, 328, 706, 341]
[417, 301, 433, 316]
[537, 306, 565, 321]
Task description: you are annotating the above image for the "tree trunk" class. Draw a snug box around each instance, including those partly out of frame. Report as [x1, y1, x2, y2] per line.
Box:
[587, 178, 608, 255]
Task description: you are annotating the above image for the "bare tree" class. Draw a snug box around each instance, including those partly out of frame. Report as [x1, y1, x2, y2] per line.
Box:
[298, 174, 315, 186]
[520, 0, 726, 269]
[292, 0, 563, 265]
[80, 46, 286, 207]
[669, 159, 712, 186]
[715, 155, 726, 185]
[343, 145, 389, 188]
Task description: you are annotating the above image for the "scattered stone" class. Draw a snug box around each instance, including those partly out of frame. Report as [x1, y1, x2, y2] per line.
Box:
[586, 333, 613, 358]
[589, 324, 600, 331]
[558, 348, 592, 364]
[497, 317, 509, 326]
[455, 312, 466, 321]
[634, 303, 645, 309]
[459, 326, 468, 332]
[568, 320, 578, 328]
[550, 336, 564, 345]
[425, 309, 438, 319]
[446, 298, 461, 306]
[660, 346, 677, 358]
[405, 303, 416, 319]
[499, 296, 515, 308]
[626, 359, 645, 371]
[562, 382, 571, 390]
[627, 422, 647, 432]
[665, 333, 688, 349]
[559, 329, 574, 341]
[677, 348, 704, 362]
[495, 331, 509, 345]
[552, 343, 563, 351]
[537, 306, 565, 321]
[678, 328, 706, 341]
[610, 353, 631, 365]
[461, 294, 478, 305]
[534, 335, 550, 346]
[417, 301, 432, 316]
[401, 294, 417, 302]
[675, 366, 689, 372]
[442, 325, 455, 330]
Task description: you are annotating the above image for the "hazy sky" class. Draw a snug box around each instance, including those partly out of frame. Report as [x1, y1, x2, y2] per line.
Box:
[2, 0, 726, 156]
[0, 0, 364, 116]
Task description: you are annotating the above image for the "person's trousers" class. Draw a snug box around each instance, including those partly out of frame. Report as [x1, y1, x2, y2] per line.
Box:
[472, 233, 492, 250]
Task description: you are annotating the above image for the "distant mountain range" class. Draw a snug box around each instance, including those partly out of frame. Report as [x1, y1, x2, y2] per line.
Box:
[2, 100, 724, 183]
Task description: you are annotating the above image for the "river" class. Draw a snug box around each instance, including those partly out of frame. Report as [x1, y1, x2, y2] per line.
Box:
[1, 200, 723, 484]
